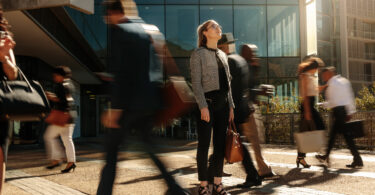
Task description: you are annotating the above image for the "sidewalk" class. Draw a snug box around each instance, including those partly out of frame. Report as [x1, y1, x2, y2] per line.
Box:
[5, 136, 375, 194]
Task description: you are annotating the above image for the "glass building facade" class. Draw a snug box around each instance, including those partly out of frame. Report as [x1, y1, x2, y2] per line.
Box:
[136, 0, 301, 100]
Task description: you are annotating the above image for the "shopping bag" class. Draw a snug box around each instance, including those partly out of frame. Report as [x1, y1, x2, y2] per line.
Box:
[294, 130, 326, 153]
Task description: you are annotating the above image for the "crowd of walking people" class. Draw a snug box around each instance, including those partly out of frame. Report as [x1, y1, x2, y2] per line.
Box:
[0, 0, 365, 194]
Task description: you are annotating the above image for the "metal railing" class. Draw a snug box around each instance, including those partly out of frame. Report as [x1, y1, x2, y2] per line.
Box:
[263, 111, 375, 149]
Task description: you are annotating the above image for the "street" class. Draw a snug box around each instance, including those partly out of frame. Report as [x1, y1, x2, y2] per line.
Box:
[4, 137, 375, 195]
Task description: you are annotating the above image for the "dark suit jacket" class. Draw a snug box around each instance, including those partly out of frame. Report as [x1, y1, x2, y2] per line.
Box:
[109, 18, 162, 112]
[228, 54, 250, 124]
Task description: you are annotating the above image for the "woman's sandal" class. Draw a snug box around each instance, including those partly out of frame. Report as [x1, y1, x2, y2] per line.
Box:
[198, 185, 210, 195]
[213, 183, 230, 195]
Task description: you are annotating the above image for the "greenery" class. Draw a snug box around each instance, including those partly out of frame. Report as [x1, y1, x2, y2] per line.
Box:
[355, 82, 375, 111]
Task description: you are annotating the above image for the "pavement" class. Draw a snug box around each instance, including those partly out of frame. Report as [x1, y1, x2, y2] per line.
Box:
[4, 136, 375, 195]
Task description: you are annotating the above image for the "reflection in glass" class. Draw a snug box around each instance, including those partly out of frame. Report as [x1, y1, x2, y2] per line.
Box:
[166, 5, 199, 57]
[268, 57, 299, 78]
[166, 0, 199, 4]
[234, 6, 267, 56]
[234, 0, 266, 4]
[267, 0, 298, 4]
[200, 0, 231, 4]
[135, 0, 163, 4]
[268, 6, 300, 57]
[200, 5, 233, 34]
[138, 5, 165, 34]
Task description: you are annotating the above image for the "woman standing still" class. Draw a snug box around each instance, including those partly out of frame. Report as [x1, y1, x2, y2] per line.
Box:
[190, 20, 235, 195]
[0, 10, 18, 194]
[296, 57, 325, 168]
[44, 66, 77, 173]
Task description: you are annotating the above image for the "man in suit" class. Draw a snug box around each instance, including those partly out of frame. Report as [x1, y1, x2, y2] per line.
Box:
[316, 67, 363, 168]
[97, 1, 186, 194]
[215, 33, 262, 188]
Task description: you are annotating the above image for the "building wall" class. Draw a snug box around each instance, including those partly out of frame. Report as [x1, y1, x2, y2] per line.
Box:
[136, 0, 301, 101]
[346, 0, 375, 91]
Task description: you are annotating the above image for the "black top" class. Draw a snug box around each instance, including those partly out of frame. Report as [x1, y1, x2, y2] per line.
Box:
[53, 80, 74, 112]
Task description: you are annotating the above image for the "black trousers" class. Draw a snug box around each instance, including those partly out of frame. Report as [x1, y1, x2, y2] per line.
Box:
[325, 106, 362, 162]
[196, 92, 229, 181]
[96, 111, 179, 195]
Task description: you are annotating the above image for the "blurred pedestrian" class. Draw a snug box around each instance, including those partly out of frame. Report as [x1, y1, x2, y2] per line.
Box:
[215, 33, 262, 189]
[44, 66, 77, 173]
[0, 9, 18, 194]
[97, 1, 186, 194]
[239, 44, 276, 180]
[190, 20, 235, 195]
[316, 67, 363, 168]
[296, 57, 325, 168]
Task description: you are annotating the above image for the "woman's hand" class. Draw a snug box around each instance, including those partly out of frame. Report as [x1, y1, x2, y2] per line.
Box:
[0, 36, 15, 62]
[200, 107, 210, 122]
[229, 107, 234, 122]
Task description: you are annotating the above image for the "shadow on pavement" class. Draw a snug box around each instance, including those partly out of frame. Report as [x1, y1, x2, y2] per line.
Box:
[5, 173, 60, 182]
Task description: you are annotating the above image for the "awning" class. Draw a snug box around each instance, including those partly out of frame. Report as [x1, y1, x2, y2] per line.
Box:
[4, 11, 101, 84]
[2, 0, 94, 14]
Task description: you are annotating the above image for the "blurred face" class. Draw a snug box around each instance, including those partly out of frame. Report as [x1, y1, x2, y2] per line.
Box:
[203, 22, 222, 42]
[322, 71, 332, 82]
[53, 74, 64, 83]
[104, 10, 125, 24]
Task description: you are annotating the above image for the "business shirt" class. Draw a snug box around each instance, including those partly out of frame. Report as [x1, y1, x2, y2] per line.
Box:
[324, 75, 356, 115]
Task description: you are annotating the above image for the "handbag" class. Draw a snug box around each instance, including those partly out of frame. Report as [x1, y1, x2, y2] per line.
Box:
[225, 121, 244, 163]
[0, 67, 50, 121]
[294, 120, 325, 153]
[45, 109, 72, 126]
[344, 120, 365, 138]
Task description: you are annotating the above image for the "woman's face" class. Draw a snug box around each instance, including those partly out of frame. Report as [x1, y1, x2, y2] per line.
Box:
[203, 22, 222, 42]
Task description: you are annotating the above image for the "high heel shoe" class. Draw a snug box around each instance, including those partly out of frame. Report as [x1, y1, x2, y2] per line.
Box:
[61, 163, 76, 173]
[296, 157, 311, 168]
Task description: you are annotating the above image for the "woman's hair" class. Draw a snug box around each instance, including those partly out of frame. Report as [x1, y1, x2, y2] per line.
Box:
[53, 66, 72, 78]
[197, 20, 217, 48]
[298, 57, 325, 74]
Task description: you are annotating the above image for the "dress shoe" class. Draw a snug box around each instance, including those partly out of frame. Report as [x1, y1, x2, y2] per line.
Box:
[346, 161, 363, 168]
[236, 179, 261, 188]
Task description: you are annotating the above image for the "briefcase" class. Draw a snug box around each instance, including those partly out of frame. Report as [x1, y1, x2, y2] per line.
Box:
[294, 130, 326, 153]
[344, 120, 365, 138]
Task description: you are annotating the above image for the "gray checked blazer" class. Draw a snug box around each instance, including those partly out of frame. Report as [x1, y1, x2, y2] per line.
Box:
[189, 47, 235, 110]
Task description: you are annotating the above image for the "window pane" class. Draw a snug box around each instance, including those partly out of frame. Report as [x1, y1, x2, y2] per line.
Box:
[234, 5, 267, 56]
[268, 6, 300, 57]
[200, 0, 232, 4]
[200, 5, 233, 34]
[135, 0, 163, 4]
[267, 0, 298, 4]
[234, 0, 266, 4]
[166, 5, 199, 57]
[268, 57, 300, 78]
[166, 0, 199, 4]
[138, 5, 165, 34]
[317, 15, 332, 42]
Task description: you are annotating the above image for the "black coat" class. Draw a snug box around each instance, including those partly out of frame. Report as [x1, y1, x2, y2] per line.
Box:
[228, 54, 250, 124]
[109, 19, 162, 112]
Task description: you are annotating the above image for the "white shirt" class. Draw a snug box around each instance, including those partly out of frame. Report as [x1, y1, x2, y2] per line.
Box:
[324, 75, 356, 115]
